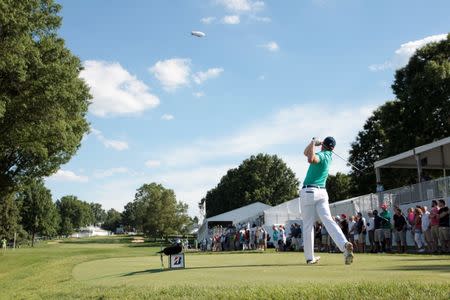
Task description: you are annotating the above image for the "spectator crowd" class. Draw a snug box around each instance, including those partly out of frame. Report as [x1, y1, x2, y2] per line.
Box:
[200, 198, 450, 255]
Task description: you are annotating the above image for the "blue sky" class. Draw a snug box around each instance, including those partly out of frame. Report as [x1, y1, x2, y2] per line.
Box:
[45, 0, 450, 217]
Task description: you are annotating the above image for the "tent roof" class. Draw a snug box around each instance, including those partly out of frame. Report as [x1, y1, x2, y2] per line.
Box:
[374, 136, 450, 170]
[207, 202, 272, 223]
[263, 197, 301, 215]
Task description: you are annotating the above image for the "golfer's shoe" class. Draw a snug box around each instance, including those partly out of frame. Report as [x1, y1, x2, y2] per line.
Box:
[344, 242, 354, 265]
[306, 256, 321, 265]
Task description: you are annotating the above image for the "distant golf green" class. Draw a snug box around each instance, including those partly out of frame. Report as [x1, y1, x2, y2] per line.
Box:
[1, 236, 449, 299]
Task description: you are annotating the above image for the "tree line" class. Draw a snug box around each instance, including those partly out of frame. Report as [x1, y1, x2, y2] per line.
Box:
[2, 179, 195, 246]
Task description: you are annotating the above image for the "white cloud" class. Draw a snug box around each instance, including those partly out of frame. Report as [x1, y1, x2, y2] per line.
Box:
[216, 0, 264, 13]
[145, 160, 161, 168]
[150, 58, 191, 91]
[158, 102, 376, 168]
[91, 128, 129, 151]
[161, 114, 174, 121]
[49, 170, 88, 182]
[201, 16, 216, 24]
[222, 15, 240, 24]
[193, 68, 224, 84]
[193, 91, 205, 98]
[94, 167, 129, 179]
[369, 34, 447, 72]
[80, 60, 160, 117]
[260, 41, 279, 52]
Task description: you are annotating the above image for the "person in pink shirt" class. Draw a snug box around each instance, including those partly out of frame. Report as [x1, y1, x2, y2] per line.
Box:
[407, 207, 416, 247]
[429, 200, 440, 253]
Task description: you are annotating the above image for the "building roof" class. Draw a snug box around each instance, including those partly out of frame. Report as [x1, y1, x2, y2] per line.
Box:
[374, 136, 450, 170]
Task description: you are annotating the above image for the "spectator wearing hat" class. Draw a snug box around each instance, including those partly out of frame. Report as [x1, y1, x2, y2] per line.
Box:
[379, 203, 392, 252]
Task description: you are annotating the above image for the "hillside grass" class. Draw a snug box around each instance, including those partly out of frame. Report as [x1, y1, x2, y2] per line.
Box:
[0, 236, 449, 299]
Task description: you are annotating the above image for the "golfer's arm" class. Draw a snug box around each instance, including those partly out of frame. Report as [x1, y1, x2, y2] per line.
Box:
[304, 141, 319, 164]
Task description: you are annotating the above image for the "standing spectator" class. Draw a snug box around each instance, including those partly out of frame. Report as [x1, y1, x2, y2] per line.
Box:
[272, 225, 279, 251]
[407, 207, 416, 248]
[263, 227, 268, 251]
[414, 207, 425, 252]
[429, 200, 440, 253]
[393, 207, 407, 253]
[340, 214, 349, 239]
[379, 203, 392, 252]
[421, 206, 431, 253]
[355, 212, 366, 253]
[366, 211, 375, 253]
[438, 199, 449, 253]
[373, 210, 383, 253]
[279, 225, 286, 251]
[314, 222, 322, 251]
[321, 223, 330, 252]
[1, 237, 6, 254]
[348, 216, 356, 248]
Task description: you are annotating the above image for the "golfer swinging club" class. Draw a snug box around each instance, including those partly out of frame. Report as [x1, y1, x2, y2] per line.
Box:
[301, 136, 354, 265]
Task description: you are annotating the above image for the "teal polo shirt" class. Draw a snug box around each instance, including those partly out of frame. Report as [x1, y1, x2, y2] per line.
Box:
[303, 151, 332, 187]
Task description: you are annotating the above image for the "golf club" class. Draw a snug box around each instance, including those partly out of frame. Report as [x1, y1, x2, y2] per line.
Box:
[331, 150, 365, 173]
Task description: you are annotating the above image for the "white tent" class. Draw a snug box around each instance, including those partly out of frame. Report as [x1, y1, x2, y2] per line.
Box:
[197, 202, 272, 242]
[70, 226, 110, 238]
[263, 197, 302, 226]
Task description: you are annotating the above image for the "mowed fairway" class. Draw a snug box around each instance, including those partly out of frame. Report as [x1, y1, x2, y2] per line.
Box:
[1, 237, 449, 299]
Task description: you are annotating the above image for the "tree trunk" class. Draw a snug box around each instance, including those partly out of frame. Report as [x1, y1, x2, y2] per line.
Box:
[31, 232, 35, 247]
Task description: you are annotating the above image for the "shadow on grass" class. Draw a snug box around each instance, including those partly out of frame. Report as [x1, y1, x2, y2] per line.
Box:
[122, 263, 316, 277]
[395, 257, 450, 262]
[61, 238, 134, 244]
[385, 265, 450, 272]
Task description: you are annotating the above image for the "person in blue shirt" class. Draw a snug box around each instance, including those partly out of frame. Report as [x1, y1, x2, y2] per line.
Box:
[301, 136, 354, 265]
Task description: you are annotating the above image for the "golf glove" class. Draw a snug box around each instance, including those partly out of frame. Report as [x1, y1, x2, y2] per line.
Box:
[312, 137, 322, 146]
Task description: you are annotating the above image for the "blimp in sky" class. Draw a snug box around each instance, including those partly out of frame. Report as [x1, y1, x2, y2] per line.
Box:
[191, 31, 206, 38]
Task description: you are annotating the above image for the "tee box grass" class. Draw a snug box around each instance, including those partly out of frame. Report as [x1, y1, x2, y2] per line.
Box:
[0, 236, 449, 299]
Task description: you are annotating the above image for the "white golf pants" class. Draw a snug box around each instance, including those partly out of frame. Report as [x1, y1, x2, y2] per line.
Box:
[300, 187, 348, 261]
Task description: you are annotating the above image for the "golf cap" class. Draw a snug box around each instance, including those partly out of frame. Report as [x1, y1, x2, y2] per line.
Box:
[341, 214, 347, 219]
[323, 136, 336, 150]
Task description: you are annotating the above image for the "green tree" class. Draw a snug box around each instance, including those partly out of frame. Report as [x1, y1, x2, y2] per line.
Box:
[0, 0, 91, 196]
[56, 196, 93, 236]
[19, 179, 59, 246]
[101, 209, 122, 232]
[90, 203, 106, 227]
[126, 183, 192, 238]
[326, 172, 352, 203]
[0, 193, 21, 240]
[348, 34, 450, 195]
[202, 153, 299, 217]
[121, 201, 137, 232]
[392, 33, 450, 146]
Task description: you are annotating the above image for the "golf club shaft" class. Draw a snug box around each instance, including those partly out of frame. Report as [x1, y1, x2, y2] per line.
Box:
[331, 150, 363, 173]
